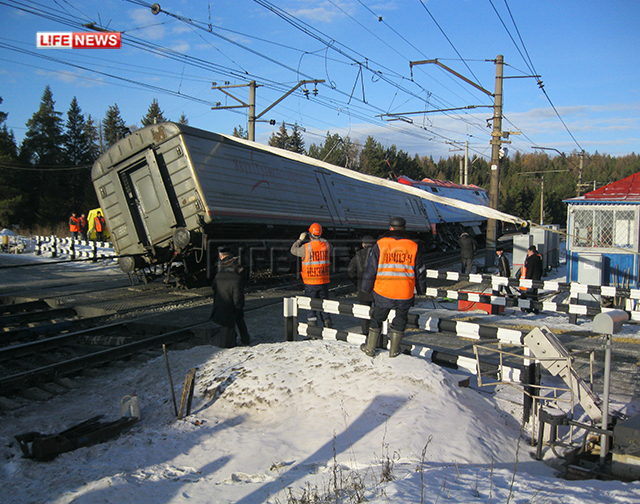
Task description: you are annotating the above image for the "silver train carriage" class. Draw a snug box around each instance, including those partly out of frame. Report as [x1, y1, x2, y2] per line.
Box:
[91, 122, 486, 278]
[396, 176, 489, 251]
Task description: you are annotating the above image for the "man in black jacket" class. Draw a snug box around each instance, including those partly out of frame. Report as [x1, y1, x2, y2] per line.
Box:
[496, 247, 512, 296]
[522, 245, 543, 314]
[459, 232, 476, 274]
[210, 246, 250, 347]
[361, 217, 426, 358]
[348, 236, 376, 334]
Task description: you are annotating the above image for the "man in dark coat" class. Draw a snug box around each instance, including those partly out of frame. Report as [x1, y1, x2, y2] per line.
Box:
[210, 246, 250, 347]
[459, 232, 476, 274]
[522, 245, 543, 314]
[361, 217, 426, 358]
[348, 236, 376, 334]
[496, 247, 512, 296]
[79, 214, 88, 242]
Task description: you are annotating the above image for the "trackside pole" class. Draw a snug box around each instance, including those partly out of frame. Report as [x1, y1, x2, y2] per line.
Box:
[284, 297, 298, 341]
[600, 334, 612, 464]
[163, 344, 178, 417]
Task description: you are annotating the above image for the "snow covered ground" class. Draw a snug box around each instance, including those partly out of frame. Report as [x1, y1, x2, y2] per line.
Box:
[1, 246, 640, 502]
[2, 340, 640, 503]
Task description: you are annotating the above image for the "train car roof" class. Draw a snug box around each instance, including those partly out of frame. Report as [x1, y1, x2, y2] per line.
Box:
[92, 122, 524, 226]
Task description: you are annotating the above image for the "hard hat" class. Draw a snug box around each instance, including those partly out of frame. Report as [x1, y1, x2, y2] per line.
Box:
[309, 223, 322, 236]
[389, 216, 406, 228]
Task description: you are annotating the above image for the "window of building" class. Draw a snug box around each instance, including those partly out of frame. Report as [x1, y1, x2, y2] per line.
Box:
[571, 205, 637, 250]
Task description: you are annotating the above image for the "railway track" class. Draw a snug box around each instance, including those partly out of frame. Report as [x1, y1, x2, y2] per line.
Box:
[0, 247, 467, 403]
[6, 246, 638, 412]
[0, 266, 301, 403]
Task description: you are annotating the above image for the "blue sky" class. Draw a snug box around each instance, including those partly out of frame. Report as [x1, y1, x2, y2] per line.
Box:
[1, 0, 639, 161]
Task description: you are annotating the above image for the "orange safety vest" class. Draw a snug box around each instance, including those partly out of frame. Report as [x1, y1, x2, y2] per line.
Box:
[94, 216, 105, 232]
[69, 216, 79, 233]
[373, 237, 418, 300]
[301, 240, 330, 285]
[519, 263, 527, 291]
[78, 216, 86, 231]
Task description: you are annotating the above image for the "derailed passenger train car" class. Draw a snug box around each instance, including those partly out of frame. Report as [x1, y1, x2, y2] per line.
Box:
[91, 122, 486, 279]
[396, 176, 489, 251]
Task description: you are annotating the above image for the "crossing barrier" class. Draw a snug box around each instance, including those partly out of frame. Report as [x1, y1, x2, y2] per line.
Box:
[35, 236, 115, 261]
[425, 269, 640, 321]
[283, 296, 523, 381]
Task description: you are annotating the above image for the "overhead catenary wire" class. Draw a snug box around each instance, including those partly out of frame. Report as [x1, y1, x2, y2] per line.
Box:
[3, 0, 477, 153]
[7, 0, 494, 156]
[1, 0, 580, 161]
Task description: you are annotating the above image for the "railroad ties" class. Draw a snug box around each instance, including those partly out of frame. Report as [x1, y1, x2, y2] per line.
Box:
[0, 282, 214, 408]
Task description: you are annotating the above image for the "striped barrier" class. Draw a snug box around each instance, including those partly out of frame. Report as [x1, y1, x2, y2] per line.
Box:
[426, 270, 640, 322]
[283, 297, 523, 382]
[427, 268, 640, 302]
[35, 236, 115, 261]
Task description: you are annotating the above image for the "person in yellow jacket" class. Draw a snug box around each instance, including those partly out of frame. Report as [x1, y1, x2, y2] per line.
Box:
[361, 217, 426, 358]
[290, 223, 332, 329]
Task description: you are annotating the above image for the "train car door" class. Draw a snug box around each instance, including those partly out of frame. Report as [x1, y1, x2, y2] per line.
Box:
[126, 150, 177, 245]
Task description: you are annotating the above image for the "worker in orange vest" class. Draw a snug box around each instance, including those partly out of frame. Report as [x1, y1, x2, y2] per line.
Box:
[290, 223, 332, 330]
[68, 213, 80, 240]
[78, 214, 88, 241]
[93, 211, 106, 242]
[361, 217, 426, 358]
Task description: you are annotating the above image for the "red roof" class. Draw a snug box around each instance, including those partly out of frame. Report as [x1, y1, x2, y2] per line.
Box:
[396, 175, 486, 192]
[584, 172, 640, 201]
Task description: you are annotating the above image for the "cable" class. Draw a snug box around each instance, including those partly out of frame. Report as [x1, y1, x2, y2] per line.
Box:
[417, 0, 483, 86]
[2, 0, 501, 157]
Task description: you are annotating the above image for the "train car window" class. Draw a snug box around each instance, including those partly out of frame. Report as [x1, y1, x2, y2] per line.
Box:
[132, 172, 161, 213]
[431, 187, 439, 193]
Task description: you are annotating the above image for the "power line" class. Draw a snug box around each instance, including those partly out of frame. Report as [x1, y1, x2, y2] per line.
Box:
[3, 0, 522, 159]
[489, 0, 584, 153]
[417, 0, 483, 86]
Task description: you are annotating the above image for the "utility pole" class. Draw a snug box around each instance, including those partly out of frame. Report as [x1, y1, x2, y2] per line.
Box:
[447, 140, 469, 185]
[465, 140, 469, 185]
[577, 150, 585, 197]
[212, 79, 325, 141]
[485, 55, 504, 268]
[540, 176, 545, 225]
[409, 56, 506, 268]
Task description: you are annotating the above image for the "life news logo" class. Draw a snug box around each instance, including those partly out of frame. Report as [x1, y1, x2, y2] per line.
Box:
[37, 32, 122, 49]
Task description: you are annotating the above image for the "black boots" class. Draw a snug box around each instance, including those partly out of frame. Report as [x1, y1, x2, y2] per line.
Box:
[361, 328, 403, 357]
[388, 329, 404, 358]
[360, 328, 380, 357]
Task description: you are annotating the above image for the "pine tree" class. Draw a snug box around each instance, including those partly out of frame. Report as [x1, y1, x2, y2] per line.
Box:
[20, 86, 65, 166]
[289, 123, 305, 154]
[233, 125, 248, 139]
[82, 114, 100, 209]
[268, 122, 290, 150]
[64, 97, 99, 215]
[19, 85, 66, 227]
[178, 113, 188, 125]
[0, 97, 22, 227]
[102, 104, 128, 148]
[308, 132, 352, 167]
[358, 136, 386, 176]
[141, 98, 167, 126]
